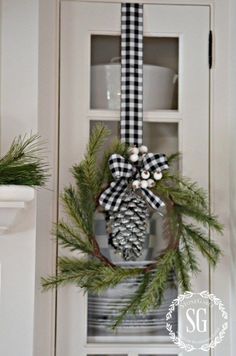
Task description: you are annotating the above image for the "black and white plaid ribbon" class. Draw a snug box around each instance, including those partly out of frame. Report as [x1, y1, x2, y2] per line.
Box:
[99, 153, 168, 211]
[120, 3, 143, 146]
[143, 153, 169, 172]
[99, 4, 170, 213]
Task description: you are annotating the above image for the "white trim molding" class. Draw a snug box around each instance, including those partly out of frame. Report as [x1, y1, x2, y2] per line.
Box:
[33, 1, 60, 356]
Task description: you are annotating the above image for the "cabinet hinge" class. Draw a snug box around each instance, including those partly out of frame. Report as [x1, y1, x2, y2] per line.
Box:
[209, 30, 213, 69]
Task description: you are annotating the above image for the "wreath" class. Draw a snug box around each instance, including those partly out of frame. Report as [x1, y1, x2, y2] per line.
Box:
[42, 124, 223, 327]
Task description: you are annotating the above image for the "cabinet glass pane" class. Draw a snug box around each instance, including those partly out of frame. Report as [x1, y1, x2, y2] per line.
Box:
[90, 35, 178, 110]
[87, 120, 178, 342]
[90, 120, 178, 156]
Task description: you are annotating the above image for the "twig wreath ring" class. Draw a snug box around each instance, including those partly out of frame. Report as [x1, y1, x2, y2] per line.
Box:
[42, 124, 223, 327]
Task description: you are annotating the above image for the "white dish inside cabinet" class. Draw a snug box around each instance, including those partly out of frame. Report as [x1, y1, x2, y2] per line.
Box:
[90, 35, 179, 112]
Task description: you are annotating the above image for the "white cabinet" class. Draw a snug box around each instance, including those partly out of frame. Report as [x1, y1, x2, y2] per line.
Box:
[58, 1, 210, 356]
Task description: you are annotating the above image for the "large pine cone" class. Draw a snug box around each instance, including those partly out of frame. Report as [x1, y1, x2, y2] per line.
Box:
[107, 190, 149, 260]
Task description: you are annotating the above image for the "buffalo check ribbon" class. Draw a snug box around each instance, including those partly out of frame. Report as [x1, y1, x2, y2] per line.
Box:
[99, 4, 169, 212]
[120, 3, 143, 146]
[99, 153, 168, 211]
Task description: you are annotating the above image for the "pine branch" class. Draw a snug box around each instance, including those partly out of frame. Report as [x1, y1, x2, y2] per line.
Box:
[62, 186, 93, 236]
[183, 224, 221, 266]
[71, 163, 96, 219]
[73, 124, 110, 199]
[0, 134, 49, 186]
[113, 252, 176, 327]
[177, 204, 223, 232]
[138, 250, 176, 313]
[84, 265, 141, 293]
[156, 176, 208, 210]
[42, 257, 141, 292]
[99, 139, 128, 186]
[56, 221, 93, 254]
[166, 200, 182, 242]
[181, 233, 200, 273]
[167, 152, 181, 165]
[41, 273, 83, 290]
[73, 159, 99, 199]
[170, 175, 208, 209]
[174, 249, 191, 292]
[88, 124, 111, 157]
[113, 273, 151, 328]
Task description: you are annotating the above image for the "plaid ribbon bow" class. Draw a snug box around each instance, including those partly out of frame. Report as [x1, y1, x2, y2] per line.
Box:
[99, 153, 168, 211]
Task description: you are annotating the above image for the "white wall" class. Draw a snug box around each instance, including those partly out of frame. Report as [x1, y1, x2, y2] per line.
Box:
[229, 0, 236, 354]
[0, 1, 38, 356]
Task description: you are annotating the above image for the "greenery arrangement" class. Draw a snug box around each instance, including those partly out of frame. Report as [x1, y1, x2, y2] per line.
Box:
[0, 134, 49, 186]
[42, 124, 223, 327]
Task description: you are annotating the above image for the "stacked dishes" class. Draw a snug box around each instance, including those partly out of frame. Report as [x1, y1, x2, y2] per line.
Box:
[87, 264, 178, 336]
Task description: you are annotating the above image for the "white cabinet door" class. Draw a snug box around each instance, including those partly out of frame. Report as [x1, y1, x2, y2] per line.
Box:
[58, 2, 210, 356]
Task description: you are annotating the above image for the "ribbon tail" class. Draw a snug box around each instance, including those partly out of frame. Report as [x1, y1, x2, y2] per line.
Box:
[141, 188, 165, 210]
[99, 178, 128, 211]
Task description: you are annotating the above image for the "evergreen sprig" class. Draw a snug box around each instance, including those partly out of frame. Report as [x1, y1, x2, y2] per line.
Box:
[183, 224, 221, 266]
[99, 139, 129, 185]
[62, 185, 94, 236]
[0, 134, 48, 186]
[73, 124, 111, 199]
[42, 124, 223, 327]
[56, 221, 93, 254]
[42, 257, 141, 293]
[138, 251, 176, 312]
[181, 234, 200, 274]
[113, 273, 151, 328]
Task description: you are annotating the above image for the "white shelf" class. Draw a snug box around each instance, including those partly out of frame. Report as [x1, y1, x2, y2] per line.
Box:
[87, 109, 182, 122]
[87, 336, 172, 344]
[0, 185, 35, 233]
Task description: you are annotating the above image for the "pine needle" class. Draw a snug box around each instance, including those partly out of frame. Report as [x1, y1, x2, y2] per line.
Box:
[177, 205, 223, 232]
[0, 134, 49, 186]
[174, 249, 191, 291]
[183, 224, 221, 266]
[73, 124, 111, 198]
[55, 221, 93, 254]
[113, 273, 151, 328]
[138, 251, 176, 312]
[42, 257, 141, 292]
[99, 139, 128, 185]
[181, 234, 200, 273]
[62, 186, 93, 236]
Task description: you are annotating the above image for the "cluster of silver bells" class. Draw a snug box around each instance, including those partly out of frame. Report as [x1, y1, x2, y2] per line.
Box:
[107, 191, 149, 261]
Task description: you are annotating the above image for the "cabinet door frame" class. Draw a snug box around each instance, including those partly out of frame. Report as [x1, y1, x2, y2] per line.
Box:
[35, 1, 231, 356]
